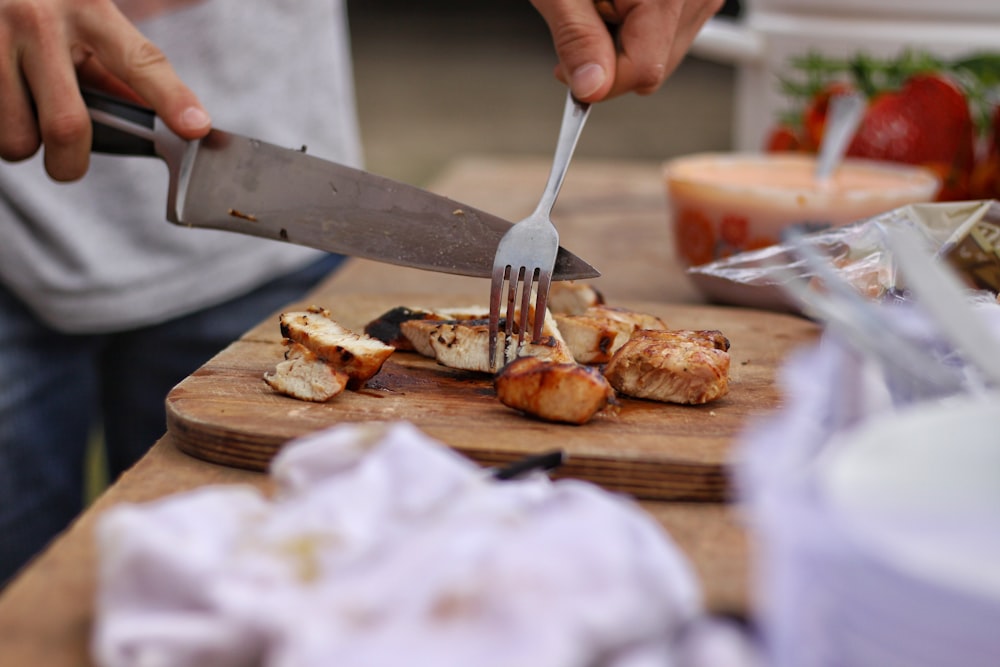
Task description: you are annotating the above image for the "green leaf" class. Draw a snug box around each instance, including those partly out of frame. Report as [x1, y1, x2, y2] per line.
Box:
[951, 53, 1000, 88]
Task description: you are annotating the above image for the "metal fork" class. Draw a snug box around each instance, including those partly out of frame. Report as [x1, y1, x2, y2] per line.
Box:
[488, 91, 591, 370]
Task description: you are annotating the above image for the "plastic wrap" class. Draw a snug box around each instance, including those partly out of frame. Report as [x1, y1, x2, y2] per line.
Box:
[686, 200, 1000, 312]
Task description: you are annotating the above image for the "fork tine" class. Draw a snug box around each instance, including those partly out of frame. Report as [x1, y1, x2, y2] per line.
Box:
[516, 268, 536, 355]
[503, 266, 522, 365]
[532, 271, 552, 340]
[488, 265, 506, 371]
[490, 265, 548, 370]
[505, 268, 520, 325]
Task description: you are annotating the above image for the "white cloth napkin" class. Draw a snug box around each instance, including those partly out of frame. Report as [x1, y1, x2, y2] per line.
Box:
[92, 422, 755, 667]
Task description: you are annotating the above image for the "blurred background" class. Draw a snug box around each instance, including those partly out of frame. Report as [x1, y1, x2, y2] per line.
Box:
[346, 1, 740, 187]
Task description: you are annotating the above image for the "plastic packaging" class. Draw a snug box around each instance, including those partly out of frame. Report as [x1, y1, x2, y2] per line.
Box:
[686, 200, 1000, 312]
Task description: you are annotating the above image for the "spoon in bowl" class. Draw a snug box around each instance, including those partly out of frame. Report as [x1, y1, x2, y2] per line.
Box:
[815, 91, 866, 183]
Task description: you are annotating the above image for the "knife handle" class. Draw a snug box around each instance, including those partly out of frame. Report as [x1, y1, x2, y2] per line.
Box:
[83, 88, 157, 157]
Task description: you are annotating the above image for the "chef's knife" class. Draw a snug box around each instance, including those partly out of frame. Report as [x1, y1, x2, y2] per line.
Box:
[84, 88, 599, 280]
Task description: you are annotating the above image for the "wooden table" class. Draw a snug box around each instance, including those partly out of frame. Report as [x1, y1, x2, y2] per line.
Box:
[0, 156, 811, 665]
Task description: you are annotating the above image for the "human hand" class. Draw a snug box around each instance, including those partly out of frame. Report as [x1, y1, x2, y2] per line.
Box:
[0, 0, 210, 182]
[530, 0, 724, 102]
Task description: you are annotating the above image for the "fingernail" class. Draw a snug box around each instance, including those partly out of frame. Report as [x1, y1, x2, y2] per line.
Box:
[180, 106, 211, 130]
[570, 63, 606, 99]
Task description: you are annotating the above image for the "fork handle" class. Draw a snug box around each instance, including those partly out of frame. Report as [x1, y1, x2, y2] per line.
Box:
[533, 92, 590, 219]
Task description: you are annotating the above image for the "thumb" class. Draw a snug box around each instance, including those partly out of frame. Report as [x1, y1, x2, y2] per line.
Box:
[532, 0, 618, 102]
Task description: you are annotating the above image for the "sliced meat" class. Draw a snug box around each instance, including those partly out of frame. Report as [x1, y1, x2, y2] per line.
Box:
[429, 322, 574, 373]
[603, 329, 730, 404]
[494, 357, 616, 425]
[428, 322, 496, 372]
[363, 306, 427, 350]
[401, 304, 571, 372]
[547, 281, 605, 315]
[364, 305, 489, 351]
[279, 306, 394, 388]
[400, 318, 445, 358]
[263, 342, 350, 402]
[555, 305, 669, 364]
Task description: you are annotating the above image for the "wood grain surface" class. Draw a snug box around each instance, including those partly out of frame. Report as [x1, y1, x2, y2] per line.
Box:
[167, 292, 819, 501]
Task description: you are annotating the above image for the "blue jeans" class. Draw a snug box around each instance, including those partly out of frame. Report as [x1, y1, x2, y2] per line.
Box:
[0, 254, 345, 585]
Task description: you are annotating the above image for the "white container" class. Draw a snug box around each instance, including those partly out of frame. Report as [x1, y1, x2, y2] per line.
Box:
[737, 310, 1000, 667]
[752, 0, 1000, 21]
[818, 396, 1000, 604]
[691, 7, 1000, 151]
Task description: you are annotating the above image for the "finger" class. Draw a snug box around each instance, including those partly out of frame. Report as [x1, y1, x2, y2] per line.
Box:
[73, 1, 211, 139]
[75, 45, 143, 102]
[604, 1, 678, 97]
[15, 6, 92, 181]
[600, 0, 723, 99]
[531, 0, 618, 102]
[662, 0, 725, 77]
[0, 22, 42, 162]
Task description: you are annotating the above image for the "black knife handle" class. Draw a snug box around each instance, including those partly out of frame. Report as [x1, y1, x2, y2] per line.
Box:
[490, 450, 565, 481]
[83, 88, 157, 157]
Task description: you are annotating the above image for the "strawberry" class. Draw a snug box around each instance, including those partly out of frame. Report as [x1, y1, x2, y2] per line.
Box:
[763, 84, 855, 154]
[846, 74, 975, 200]
[991, 103, 1000, 157]
[969, 103, 1000, 199]
[764, 124, 803, 152]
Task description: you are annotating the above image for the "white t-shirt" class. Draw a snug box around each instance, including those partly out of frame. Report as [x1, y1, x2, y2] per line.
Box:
[0, 0, 363, 333]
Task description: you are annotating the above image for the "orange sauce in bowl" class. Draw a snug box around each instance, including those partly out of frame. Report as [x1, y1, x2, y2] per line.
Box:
[663, 153, 940, 266]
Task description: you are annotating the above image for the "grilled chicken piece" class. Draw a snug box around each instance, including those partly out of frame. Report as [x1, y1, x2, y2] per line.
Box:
[263, 342, 350, 402]
[399, 318, 446, 358]
[363, 306, 426, 350]
[555, 305, 668, 364]
[495, 357, 615, 424]
[603, 329, 730, 404]
[278, 306, 394, 388]
[547, 281, 605, 315]
[365, 305, 489, 351]
[401, 304, 571, 373]
[429, 322, 574, 373]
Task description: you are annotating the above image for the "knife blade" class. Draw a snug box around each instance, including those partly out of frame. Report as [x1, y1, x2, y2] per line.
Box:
[83, 89, 599, 280]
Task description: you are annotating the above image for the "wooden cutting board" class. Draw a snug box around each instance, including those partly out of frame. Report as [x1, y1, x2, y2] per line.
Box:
[167, 293, 819, 501]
